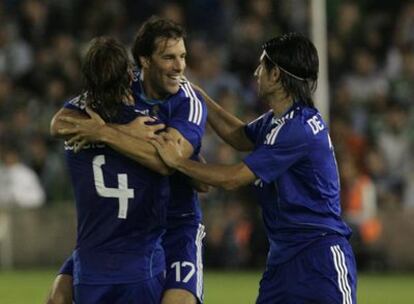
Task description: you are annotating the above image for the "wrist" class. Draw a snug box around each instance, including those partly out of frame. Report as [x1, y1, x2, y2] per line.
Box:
[98, 124, 112, 143]
[174, 156, 187, 171]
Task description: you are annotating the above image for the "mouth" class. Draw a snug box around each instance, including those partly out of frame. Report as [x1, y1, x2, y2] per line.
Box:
[167, 75, 181, 84]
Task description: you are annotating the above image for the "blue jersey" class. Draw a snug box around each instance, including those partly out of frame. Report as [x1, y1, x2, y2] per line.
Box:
[243, 103, 352, 266]
[64, 95, 168, 285]
[131, 70, 207, 226]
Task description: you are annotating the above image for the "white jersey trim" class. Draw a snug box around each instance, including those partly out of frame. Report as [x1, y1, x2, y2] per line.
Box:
[181, 82, 203, 125]
[67, 93, 86, 110]
[265, 121, 285, 145]
[264, 109, 296, 145]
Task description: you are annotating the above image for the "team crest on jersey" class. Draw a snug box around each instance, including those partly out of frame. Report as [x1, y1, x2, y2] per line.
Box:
[150, 105, 160, 116]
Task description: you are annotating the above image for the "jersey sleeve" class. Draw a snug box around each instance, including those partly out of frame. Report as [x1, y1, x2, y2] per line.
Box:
[243, 121, 309, 183]
[169, 82, 207, 152]
[244, 112, 268, 144]
[58, 255, 74, 276]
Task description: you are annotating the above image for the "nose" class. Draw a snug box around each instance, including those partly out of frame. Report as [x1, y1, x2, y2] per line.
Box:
[173, 57, 185, 72]
[254, 65, 260, 78]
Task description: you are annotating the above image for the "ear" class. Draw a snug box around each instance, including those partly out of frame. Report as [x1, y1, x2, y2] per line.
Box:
[270, 67, 280, 84]
[139, 56, 150, 69]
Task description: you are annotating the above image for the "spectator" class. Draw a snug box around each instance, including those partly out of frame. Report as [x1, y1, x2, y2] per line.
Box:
[0, 144, 45, 208]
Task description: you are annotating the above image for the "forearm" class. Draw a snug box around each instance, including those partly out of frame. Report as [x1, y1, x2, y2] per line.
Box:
[100, 126, 173, 175]
[202, 93, 253, 151]
[189, 177, 210, 193]
[175, 159, 250, 190]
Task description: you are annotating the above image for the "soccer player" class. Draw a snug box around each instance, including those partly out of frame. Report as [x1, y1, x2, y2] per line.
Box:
[48, 17, 207, 304]
[152, 33, 358, 303]
[52, 36, 168, 304]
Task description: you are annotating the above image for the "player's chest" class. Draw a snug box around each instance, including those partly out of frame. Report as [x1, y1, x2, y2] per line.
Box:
[133, 101, 171, 124]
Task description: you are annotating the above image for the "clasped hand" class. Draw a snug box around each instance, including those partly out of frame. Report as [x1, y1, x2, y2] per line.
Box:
[57, 107, 165, 153]
[151, 133, 184, 169]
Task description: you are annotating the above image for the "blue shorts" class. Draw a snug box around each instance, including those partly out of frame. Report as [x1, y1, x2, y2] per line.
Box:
[163, 222, 206, 303]
[74, 272, 165, 304]
[256, 235, 357, 304]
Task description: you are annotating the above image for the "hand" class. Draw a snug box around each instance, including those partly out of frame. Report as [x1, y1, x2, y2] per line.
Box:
[57, 107, 105, 152]
[122, 116, 165, 140]
[151, 133, 184, 168]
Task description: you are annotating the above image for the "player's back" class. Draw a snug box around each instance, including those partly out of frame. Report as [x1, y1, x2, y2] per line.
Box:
[64, 95, 168, 285]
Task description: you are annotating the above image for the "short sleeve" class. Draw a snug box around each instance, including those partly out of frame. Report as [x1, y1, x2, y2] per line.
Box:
[243, 121, 309, 183]
[59, 255, 74, 276]
[169, 82, 207, 152]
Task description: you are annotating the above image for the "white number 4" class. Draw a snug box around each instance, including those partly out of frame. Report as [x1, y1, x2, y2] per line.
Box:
[171, 261, 195, 283]
[92, 155, 134, 219]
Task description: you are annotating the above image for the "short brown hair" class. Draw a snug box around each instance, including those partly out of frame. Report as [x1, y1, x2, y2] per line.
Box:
[132, 16, 186, 67]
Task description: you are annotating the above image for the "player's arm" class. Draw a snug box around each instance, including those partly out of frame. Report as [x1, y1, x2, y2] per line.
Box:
[188, 154, 210, 193]
[55, 107, 173, 176]
[152, 133, 256, 190]
[45, 274, 73, 304]
[191, 84, 254, 152]
[97, 125, 194, 175]
[50, 108, 87, 139]
[45, 256, 73, 304]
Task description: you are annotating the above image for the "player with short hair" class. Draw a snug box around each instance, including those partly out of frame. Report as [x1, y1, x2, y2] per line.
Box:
[47, 16, 207, 304]
[52, 36, 168, 304]
[152, 33, 358, 303]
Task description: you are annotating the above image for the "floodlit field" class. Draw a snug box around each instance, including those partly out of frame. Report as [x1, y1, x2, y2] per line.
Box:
[0, 270, 413, 303]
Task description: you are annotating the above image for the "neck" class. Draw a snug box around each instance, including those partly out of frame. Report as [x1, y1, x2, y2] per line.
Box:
[268, 90, 294, 117]
[141, 70, 166, 100]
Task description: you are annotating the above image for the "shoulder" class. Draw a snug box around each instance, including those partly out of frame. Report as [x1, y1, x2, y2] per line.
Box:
[247, 110, 273, 127]
[177, 79, 206, 104]
[168, 79, 206, 125]
[266, 106, 317, 146]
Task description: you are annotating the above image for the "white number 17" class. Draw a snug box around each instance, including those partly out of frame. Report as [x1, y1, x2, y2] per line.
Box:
[92, 155, 134, 219]
[171, 261, 196, 283]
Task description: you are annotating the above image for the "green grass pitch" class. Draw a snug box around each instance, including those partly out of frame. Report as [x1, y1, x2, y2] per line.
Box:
[0, 270, 413, 303]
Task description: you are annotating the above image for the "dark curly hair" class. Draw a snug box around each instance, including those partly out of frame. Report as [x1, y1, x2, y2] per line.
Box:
[81, 36, 132, 122]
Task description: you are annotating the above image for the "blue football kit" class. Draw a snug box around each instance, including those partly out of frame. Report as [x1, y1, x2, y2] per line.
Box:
[63, 94, 169, 303]
[243, 103, 357, 303]
[60, 69, 207, 303]
[132, 69, 207, 303]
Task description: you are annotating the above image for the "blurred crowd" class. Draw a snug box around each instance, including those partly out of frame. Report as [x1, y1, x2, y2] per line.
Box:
[0, 0, 413, 270]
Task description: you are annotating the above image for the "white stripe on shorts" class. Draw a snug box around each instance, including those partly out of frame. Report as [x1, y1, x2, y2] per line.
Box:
[195, 223, 206, 302]
[330, 244, 352, 304]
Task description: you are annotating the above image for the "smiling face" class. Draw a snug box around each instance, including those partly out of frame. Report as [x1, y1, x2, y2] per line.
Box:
[141, 37, 186, 99]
